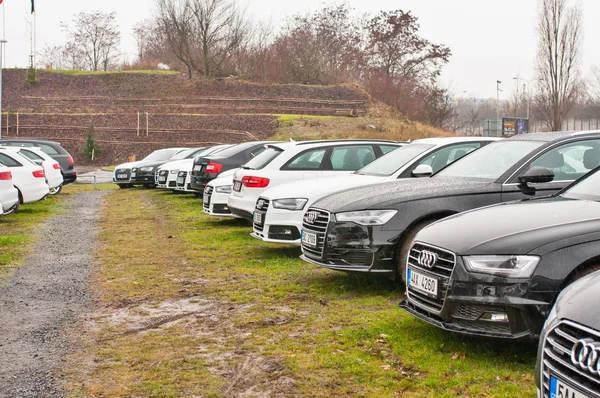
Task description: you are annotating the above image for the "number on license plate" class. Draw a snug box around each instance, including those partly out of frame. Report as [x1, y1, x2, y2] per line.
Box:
[117, 173, 127, 179]
[203, 194, 210, 204]
[253, 212, 263, 224]
[550, 375, 591, 398]
[407, 268, 438, 297]
[233, 181, 242, 192]
[301, 231, 317, 247]
[177, 177, 184, 184]
[193, 165, 203, 172]
[158, 177, 166, 182]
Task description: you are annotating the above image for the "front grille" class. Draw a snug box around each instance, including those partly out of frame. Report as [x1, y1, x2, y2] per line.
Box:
[253, 198, 270, 232]
[115, 168, 131, 181]
[156, 170, 168, 184]
[328, 249, 371, 267]
[203, 186, 213, 210]
[406, 243, 456, 314]
[542, 320, 600, 397]
[454, 319, 511, 335]
[177, 171, 187, 187]
[301, 208, 330, 258]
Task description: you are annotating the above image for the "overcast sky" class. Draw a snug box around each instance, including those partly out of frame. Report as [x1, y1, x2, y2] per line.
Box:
[4, 0, 599, 99]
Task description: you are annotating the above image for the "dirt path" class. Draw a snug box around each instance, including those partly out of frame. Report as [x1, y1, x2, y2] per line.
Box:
[0, 191, 107, 398]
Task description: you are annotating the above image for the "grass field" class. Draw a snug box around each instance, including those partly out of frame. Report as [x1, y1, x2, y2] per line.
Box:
[63, 187, 538, 397]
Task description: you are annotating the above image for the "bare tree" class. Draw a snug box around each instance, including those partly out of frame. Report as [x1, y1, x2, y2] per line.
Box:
[132, 19, 157, 63]
[534, 0, 582, 131]
[155, 0, 197, 78]
[62, 11, 121, 71]
[39, 45, 66, 69]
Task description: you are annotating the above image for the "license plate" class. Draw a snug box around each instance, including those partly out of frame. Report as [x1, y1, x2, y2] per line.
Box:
[131, 173, 137, 178]
[550, 375, 591, 398]
[177, 177, 184, 184]
[193, 165, 203, 172]
[233, 181, 242, 192]
[203, 193, 210, 204]
[301, 231, 317, 247]
[253, 212, 263, 224]
[407, 268, 438, 297]
[117, 173, 127, 179]
[158, 176, 166, 182]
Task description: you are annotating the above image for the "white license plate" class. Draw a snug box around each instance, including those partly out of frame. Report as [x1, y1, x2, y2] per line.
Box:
[117, 173, 127, 179]
[193, 165, 203, 172]
[301, 231, 317, 248]
[407, 268, 438, 297]
[177, 177, 184, 184]
[158, 177, 166, 182]
[550, 375, 591, 398]
[203, 193, 210, 203]
[253, 212, 263, 224]
[233, 181, 242, 192]
[131, 173, 137, 178]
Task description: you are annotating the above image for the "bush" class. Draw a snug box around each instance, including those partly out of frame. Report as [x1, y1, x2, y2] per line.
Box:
[83, 122, 102, 160]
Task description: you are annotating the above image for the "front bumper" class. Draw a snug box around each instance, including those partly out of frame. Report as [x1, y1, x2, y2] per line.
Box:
[0, 186, 19, 212]
[202, 188, 239, 218]
[175, 172, 195, 192]
[190, 173, 217, 193]
[252, 205, 303, 245]
[228, 194, 259, 222]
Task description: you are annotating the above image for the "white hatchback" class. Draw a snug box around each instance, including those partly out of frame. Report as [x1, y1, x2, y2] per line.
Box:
[251, 137, 500, 245]
[228, 140, 403, 220]
[0, 148, 49, 204]
[0, 165, 19, 214]
[4, 146, 64, 194]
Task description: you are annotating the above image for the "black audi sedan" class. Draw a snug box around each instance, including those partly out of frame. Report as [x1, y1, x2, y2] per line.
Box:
[189, 141, 277, 193]
[300, 130, 600, 280]
[400, 163, 600, 340]
[535, 270, 600, 397]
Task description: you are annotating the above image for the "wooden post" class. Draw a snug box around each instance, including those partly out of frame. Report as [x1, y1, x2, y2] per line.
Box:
[16, 113, 19, 136]
[5, 112, 8, 136]
[146, 112, 149, 137]
[137, 112, 140, 137]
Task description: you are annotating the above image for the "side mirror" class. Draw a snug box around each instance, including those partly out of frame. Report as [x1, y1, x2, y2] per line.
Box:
[412, 164, 433, 178]
[518, 166, 555, 184]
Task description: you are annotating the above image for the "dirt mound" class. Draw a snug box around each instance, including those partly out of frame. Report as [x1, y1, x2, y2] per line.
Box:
[2, 70, 369, 165]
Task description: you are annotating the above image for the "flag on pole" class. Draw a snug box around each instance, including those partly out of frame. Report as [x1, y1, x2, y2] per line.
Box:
[31, 0, 35, 13]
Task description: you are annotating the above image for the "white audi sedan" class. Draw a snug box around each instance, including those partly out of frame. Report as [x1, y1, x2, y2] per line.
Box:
[4, 146, 64, 194]
[0, 147, 49, 204]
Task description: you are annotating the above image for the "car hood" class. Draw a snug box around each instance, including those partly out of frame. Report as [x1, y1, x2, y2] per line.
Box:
[158, 159, 193, 171]
[133, 160, 174, 169]
[261, 174, 383, 200]
[115, 161, 143, 169]
[207, 168, 238, 187]
[552, 270, 600, 330]
[312, 176, 495, 212]
[415, 197, 600, 255]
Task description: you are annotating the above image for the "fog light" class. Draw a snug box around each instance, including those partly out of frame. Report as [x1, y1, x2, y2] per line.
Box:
[480, 312, 509, 323]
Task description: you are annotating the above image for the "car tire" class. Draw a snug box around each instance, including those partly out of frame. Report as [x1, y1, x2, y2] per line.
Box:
[396, 219, 438, 283]
[49, 185, 62, 195]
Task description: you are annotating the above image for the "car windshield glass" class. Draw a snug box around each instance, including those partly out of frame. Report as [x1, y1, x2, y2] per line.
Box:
[209, 143, 256, 158]
[142, 149, 179, 162]
[169, 148, 199, 160]
[562, 168, 600, 201]
[436, 140, 544, 180]
[356, 144, 434, 176]
[242, 147, 283, 170]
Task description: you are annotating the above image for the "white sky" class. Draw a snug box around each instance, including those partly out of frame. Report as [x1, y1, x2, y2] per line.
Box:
[4, 0, 599, 98]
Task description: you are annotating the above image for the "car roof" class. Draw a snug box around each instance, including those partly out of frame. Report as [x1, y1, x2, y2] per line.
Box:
[294, 139, 400, 146]
[0, 138, 63, 146]
[411, 137, 500, 145]
[506, 130, 600, 142]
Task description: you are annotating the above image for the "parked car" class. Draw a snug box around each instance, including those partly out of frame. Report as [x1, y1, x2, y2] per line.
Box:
[0, 147, 49, 204]
[252, 137, 498, 245]
[189, 141, 279, 194]
[4, 146, 64, 194]
[113, 148, 188, 188]
[229, 140, 403, 221]
[300, 130, 600, 279]
[400, 161, 600, 340]
[535, 270, 600, 398]
[0, 138, 77, 186]
[0, 165, 19, 214]
[202, 168, 239, 217]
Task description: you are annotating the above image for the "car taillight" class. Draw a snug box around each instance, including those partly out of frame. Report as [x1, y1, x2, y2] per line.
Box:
[0, 171, 12, 180]
[241, 176, 270, 188]
[68, 157, 75, 165]
[32, 169, 45, 178]
[205, 162, 222, 173]
[52, 163, 61, 170]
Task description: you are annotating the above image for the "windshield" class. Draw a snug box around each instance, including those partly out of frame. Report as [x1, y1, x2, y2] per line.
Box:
[242, 147, 283, 170]
[436, 140, 543, 180]
[356, 143, 434, 176]
[169, 148, 202, 160]
[562, 168, 600, 201]
[209, 142, 258, 158]
[142, 149, 181, 162]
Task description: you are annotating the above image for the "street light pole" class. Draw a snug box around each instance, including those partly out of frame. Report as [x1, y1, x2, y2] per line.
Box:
[513, 76, 531, 120]
[0, 40, 6, 140]
[496, 80, 502, 135]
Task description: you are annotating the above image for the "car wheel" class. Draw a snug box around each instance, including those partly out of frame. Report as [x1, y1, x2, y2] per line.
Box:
[396, 219, 438, 283]
[49, 185, 62, 195]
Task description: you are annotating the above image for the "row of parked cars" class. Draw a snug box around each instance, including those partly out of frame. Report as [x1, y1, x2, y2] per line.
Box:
[0, 138, 77, 215]
[114, 131, 600, 397]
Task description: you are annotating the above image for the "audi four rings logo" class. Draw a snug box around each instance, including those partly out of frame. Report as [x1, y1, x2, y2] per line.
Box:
[305, 212, 318, 224]
[418, 250, 438, 269]
[571, 338, 600, 375]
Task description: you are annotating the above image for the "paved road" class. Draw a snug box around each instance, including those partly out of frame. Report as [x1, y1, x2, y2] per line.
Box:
[75, 168, 114, 185]
[0, 191, 107, 397]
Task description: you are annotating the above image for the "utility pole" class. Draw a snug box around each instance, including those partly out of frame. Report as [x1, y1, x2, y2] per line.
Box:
[513, 76, 531, 120]
[496, 80, 502, 136]
[0, 40, 6, 140]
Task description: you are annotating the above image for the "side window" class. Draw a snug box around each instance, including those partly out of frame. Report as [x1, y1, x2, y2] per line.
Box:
[18, 150, 44, 161]
[284, 148, 327, 170]
[527, 139, 600, 181]
[416, 143, 481, 173]
[330, 145, 376, 171]
[380, 145, 399, 155]
[38, 144, 60, 155]
[249, 147, 265, 158]
[0, 153, 22, 167]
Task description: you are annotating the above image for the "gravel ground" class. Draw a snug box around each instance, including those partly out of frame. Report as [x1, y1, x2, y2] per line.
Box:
[0, 191, 107, 397]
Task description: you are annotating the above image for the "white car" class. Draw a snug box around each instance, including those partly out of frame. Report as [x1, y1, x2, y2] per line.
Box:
[202, 168, 239, 217]
[228, 140, 403, 220]
[0, 148, 49, 204]
[0, 165, 19, 214]
[4, 146, 64, 194]
[156, 145, 232, 189]
[251, 137, 500, 245]
[113, 148, 188, 188]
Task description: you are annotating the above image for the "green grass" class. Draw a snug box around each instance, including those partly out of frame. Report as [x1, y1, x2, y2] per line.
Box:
[46, 69, 179, 76]
[64, 188, 537, 397]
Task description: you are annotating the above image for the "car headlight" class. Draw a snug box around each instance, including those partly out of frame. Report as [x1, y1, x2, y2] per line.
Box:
[463, 255, 540, 277]
[272, 198, 308, 211]
[170, 169, 179, 174]
[140, 166, 154, 172]
[336, 210, 398, 226]
[215, 185, 232, 194]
